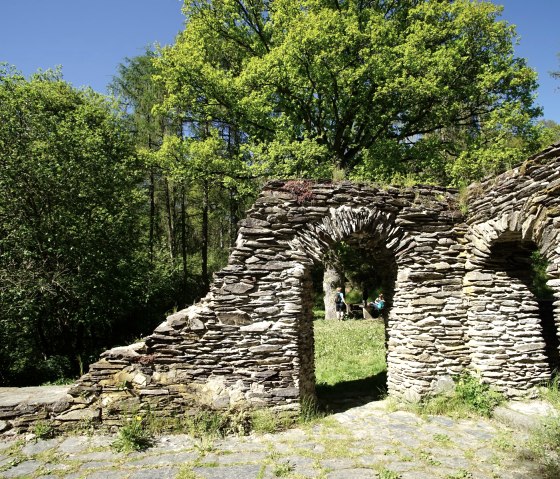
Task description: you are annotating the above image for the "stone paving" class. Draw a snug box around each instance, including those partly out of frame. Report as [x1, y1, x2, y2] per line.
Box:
[0, 400, 548, 479]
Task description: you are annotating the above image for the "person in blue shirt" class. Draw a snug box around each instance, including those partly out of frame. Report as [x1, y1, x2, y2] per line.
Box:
[374, 293, 385, 311]
[369, 293, 385, 317]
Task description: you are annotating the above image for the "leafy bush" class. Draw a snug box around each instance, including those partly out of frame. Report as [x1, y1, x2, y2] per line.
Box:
[32, 420, 55, 440]
[112, 415, 153, 452]
[454, 372, 504, 417]
[403, 372, 503, 418]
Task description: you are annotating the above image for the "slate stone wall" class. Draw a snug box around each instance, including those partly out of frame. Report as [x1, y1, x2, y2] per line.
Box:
[65, 180, 467, 422]
[5, 144, 560, 432]
[464, 143, 560, 396]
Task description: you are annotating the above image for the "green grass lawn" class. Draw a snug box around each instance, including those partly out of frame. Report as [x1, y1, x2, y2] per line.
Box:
[314, 318, 387, 408]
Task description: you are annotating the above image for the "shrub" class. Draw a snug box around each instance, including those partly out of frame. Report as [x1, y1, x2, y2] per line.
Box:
[403, 372, 503, 418]
[454, 372, 503, 417]
[112, 415, 153, 452]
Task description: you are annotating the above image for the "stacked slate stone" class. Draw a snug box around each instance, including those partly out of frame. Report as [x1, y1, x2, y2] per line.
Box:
[8, 143, 560, 432]
[59, 180, 468, 428]
[464, 143, 560, 396]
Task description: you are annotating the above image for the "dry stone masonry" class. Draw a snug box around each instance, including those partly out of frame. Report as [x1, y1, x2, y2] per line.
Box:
[4, 143, 560, 432]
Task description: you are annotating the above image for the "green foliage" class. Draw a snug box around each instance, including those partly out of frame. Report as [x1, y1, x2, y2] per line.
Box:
[112, 415, 154, 452]
[537, 119, 560, 150]
[445, 470, 473, 479]
[510, 377, 560, 478]
[540, 375, 560, 410]
[531, 251, 555, 300]
[250, 409, 293, 434]
[184, 408, 252, 438]
[273, 460, 294, 477]
[433, 433, 452, 447]
[454, 373, 504, 417]
[157, 0, 541, 185]
[299, 395, 323, 423]
[0, 66, 155, 385]
[406, 372, 503, 418]
[32, 420, 55, 440]
[377, 468, 401, 479]
[526, 415, 560, 479]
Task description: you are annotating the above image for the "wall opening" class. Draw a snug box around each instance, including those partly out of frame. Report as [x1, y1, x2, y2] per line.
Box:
[304, 234, 398, 411]
[469, 230, 559, 393]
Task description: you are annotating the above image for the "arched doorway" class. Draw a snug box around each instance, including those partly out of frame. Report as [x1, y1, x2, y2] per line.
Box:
[290, 206, 407, 406]
[465, 229, 560, 395]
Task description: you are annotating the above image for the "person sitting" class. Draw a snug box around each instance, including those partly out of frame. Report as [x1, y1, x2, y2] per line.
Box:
[374, 293, 385, 311]
[368, 293, 385, 318]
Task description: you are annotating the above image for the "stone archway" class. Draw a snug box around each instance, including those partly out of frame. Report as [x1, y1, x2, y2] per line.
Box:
[62, 181, 466, 424]
[7, 144, 560, 434]
[286, 205, 409, 401]
[465, 210, 560, 396]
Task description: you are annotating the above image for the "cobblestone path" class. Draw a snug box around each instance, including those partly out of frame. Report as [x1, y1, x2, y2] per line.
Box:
[0, 400, 545, 479]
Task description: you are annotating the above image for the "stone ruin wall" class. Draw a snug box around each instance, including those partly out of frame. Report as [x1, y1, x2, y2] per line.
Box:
[60, 181, 467, 426]
[464, 143, 560, 396]
[3, 143, 560, 431]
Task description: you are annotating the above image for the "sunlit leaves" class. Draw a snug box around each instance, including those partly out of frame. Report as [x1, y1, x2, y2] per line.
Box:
[156, 0, 541, 184]
[0, 67, 147, 384]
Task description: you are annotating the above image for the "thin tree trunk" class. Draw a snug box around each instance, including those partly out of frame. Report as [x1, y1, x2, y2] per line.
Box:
[149, 168, 155, 263]
[164, 177, 174, 261]
[201, 179, 209, 289]
[180, 183, 188, 306]
[229, 188, 238, 245]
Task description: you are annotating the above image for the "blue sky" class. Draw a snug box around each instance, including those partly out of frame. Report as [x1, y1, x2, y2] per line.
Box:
[1, 1, 559, 121]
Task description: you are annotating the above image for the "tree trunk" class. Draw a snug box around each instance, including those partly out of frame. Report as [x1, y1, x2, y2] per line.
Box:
[229, 188, 239, 246]
[149, 167, 155, 263]
[323, 263, 344, 320]
[164, 177, 174, 261]
[201, 179, 209, 290]
[180, 183, 188, 306]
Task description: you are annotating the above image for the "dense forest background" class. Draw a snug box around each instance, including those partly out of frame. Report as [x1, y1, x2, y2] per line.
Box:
[2, 0, 560, 386]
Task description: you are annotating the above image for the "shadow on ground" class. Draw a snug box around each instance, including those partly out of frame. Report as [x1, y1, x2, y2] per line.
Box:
[315, 371, 387, 413]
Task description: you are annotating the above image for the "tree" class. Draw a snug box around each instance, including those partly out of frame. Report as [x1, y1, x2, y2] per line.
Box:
[157, 0, 541, 185]
[0, 66, 149, 385]
[111, 50, 256, 302]
[538, 119, 560, 149]
[110, 49, 168, 264]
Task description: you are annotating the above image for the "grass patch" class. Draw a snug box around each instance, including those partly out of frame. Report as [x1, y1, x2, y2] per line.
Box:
[539, 375, 560, 409]
[398, 373, 503, 418]
[251, 409, 294, 434]
[314, 319, 386, 386]
[445, 470, 473, 479]
[273, 460, 294, 477]
[182, 408, 252, 438]
[377, 468, 401, 479]
[525, 415, 560, 479]
[314, 319, 387, 408]
[112, 415, 154, 452]
[521, 376, 560, 478]
[32, 420, 55, 440]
